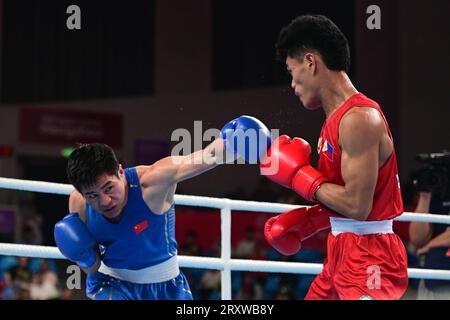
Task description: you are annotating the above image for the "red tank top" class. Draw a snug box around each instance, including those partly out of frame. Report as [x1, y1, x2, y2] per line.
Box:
[317, 93, 403, 221]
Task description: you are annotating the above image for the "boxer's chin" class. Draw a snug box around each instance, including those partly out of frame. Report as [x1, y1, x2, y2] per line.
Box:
[302, 98, 321, 110]
[102, 205, 120, 219]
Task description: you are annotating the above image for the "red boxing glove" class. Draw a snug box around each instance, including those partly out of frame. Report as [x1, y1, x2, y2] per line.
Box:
[264, 205, 331, 256]
[260, 135, 328, 202]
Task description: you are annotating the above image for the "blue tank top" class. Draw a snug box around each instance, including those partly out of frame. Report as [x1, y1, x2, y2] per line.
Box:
[85, 167, 178, 270]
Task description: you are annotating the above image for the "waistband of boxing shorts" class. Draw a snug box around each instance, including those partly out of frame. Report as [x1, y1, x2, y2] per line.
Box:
[98, 255, 180, 284]
[330, 217, 394, 236]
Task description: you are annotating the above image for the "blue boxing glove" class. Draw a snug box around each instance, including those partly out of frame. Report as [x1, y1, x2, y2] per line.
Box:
[54, 213, 97, 269]
[220, 115, 272, 163]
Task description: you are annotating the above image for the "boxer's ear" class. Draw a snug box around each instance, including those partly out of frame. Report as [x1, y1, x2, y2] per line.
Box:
[304, 53, 317, 74]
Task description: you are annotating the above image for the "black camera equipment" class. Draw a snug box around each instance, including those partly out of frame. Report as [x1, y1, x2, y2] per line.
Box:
[412, 151, 450, 198]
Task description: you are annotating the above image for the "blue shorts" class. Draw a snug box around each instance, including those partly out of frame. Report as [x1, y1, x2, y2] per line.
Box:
[86, 271, 193, 300]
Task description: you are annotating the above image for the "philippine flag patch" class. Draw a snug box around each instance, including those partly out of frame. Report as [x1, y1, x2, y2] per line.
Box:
[322, 140, 334, 161]
[133, 220, 149, 235]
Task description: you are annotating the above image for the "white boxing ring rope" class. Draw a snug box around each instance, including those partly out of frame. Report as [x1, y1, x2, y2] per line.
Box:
[1, 177, 450, 300]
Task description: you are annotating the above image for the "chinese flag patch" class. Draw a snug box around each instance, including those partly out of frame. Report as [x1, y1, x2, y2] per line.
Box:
[133, 220, 149, 235]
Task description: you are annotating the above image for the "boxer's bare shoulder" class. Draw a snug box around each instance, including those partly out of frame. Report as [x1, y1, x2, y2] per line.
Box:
[134, 165, 152, 186]
[339, 106, 392, 166]
[135, 164, 176, 214]
[69, 190, 87, 223]
[339, 107, 384, 142]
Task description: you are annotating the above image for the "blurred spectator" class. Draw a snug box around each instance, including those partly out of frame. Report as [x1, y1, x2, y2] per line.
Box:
[235, 272, 263, 300]
[29, 260, 59, 300]
[204, 239, 221, 258]
[198, 270, 221, 300]
[234, 226, 257, 258]
[275, 284, 295, 300]
[180, 230, 202, 256]
[409, 191, 450, 299]
[16, 193, 44, 246]
[21, 217, 43, 245]
[29, 274, 43, 299]
[15, 287, 31, 300]
[0, 272, 14, 299]
[7, 257, 32, 299]
[9, 257, 32, 285]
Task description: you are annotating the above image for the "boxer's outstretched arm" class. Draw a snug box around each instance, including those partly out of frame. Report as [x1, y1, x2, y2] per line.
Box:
[171, 137, 230, 183]
[315, 108, 386, 220]
[142, 138, 229, 187]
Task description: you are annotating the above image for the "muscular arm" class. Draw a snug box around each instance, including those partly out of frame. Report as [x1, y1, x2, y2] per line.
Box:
[315, 108, 386, 220]
[141, 138, 227, 188]
[419, 229, 450, 253]
[409, 192, 433, 248]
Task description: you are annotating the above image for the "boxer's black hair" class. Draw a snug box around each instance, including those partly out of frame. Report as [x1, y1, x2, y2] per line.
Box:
[67, 143, 119, 192]
[276, 14, 350, 72]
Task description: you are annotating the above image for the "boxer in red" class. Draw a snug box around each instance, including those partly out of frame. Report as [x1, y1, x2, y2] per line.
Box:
[227, 15, 408, 300]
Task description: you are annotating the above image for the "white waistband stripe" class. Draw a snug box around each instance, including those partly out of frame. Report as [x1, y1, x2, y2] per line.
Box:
[98, 255, 180, 284]
[330, 217, 394, 236]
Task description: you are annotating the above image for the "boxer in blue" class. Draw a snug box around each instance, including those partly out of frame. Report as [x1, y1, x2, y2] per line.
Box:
[54, 116, 272, 300]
